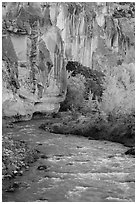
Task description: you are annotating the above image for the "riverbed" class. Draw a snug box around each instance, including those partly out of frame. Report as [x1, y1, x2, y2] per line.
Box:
[2, 118, 135, 202]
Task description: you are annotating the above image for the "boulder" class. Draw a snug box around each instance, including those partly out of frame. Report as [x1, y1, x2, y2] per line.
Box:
[3, 95, 34, 121]
[34, 102, 60, 114]
[125, 147, 135, 156]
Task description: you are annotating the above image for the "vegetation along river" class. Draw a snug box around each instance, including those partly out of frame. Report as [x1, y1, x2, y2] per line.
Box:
[2, 118, 135, 202]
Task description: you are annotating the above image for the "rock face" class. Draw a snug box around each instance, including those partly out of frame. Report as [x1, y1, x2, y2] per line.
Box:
[2, 3, 134, 121]
[2, 3, 67, 121]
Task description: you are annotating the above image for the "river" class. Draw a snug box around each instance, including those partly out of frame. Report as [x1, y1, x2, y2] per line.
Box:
[2, 118, 135, 202]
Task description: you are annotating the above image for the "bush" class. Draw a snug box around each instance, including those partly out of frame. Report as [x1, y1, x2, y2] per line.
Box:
[66, 61, 105, 99]
[100, 63, 135, 118]
[60, 73, 86, 111]
[60, 61, 105, 112]
[61, 62, 135, 127]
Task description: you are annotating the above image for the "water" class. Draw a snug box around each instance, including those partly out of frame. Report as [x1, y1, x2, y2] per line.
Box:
[2, 119, 135, 202]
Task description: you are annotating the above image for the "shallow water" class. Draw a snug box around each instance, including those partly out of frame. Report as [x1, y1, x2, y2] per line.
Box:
[2, 119, 135, 202]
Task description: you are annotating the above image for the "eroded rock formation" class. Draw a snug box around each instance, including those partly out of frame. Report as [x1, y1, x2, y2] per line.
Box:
[2, 2, 134, 121]
[2, 3, 67, 120]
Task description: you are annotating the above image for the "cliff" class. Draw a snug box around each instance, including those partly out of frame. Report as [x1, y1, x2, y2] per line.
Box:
[2, 2, 134, 121]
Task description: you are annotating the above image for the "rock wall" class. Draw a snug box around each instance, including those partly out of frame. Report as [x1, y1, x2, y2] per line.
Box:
[2, 2, 134, 121]
[55, 3, 134, 69]
[2, 3, 67, 121]
[56, 3, 98, 67]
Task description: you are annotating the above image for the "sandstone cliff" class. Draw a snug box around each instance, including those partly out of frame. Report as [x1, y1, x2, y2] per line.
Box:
[2, 2, 134, 121]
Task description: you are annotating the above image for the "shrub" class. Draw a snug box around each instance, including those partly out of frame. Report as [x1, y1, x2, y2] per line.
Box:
[100, 63, 135, 118]
[61, 61, 135, 123]
[66, 61, 105, 100]
[60, 73, 86, 111]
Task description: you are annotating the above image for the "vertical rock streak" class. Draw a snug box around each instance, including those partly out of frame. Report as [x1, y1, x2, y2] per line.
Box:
[58, 6, 96, 68]
[29, 22, 38, 93]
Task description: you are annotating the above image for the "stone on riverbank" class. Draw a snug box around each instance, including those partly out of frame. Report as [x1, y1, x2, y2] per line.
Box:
[125, 147, 135, 156]
[3, 96, 34, 121]
[2, 135, 40, 191]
